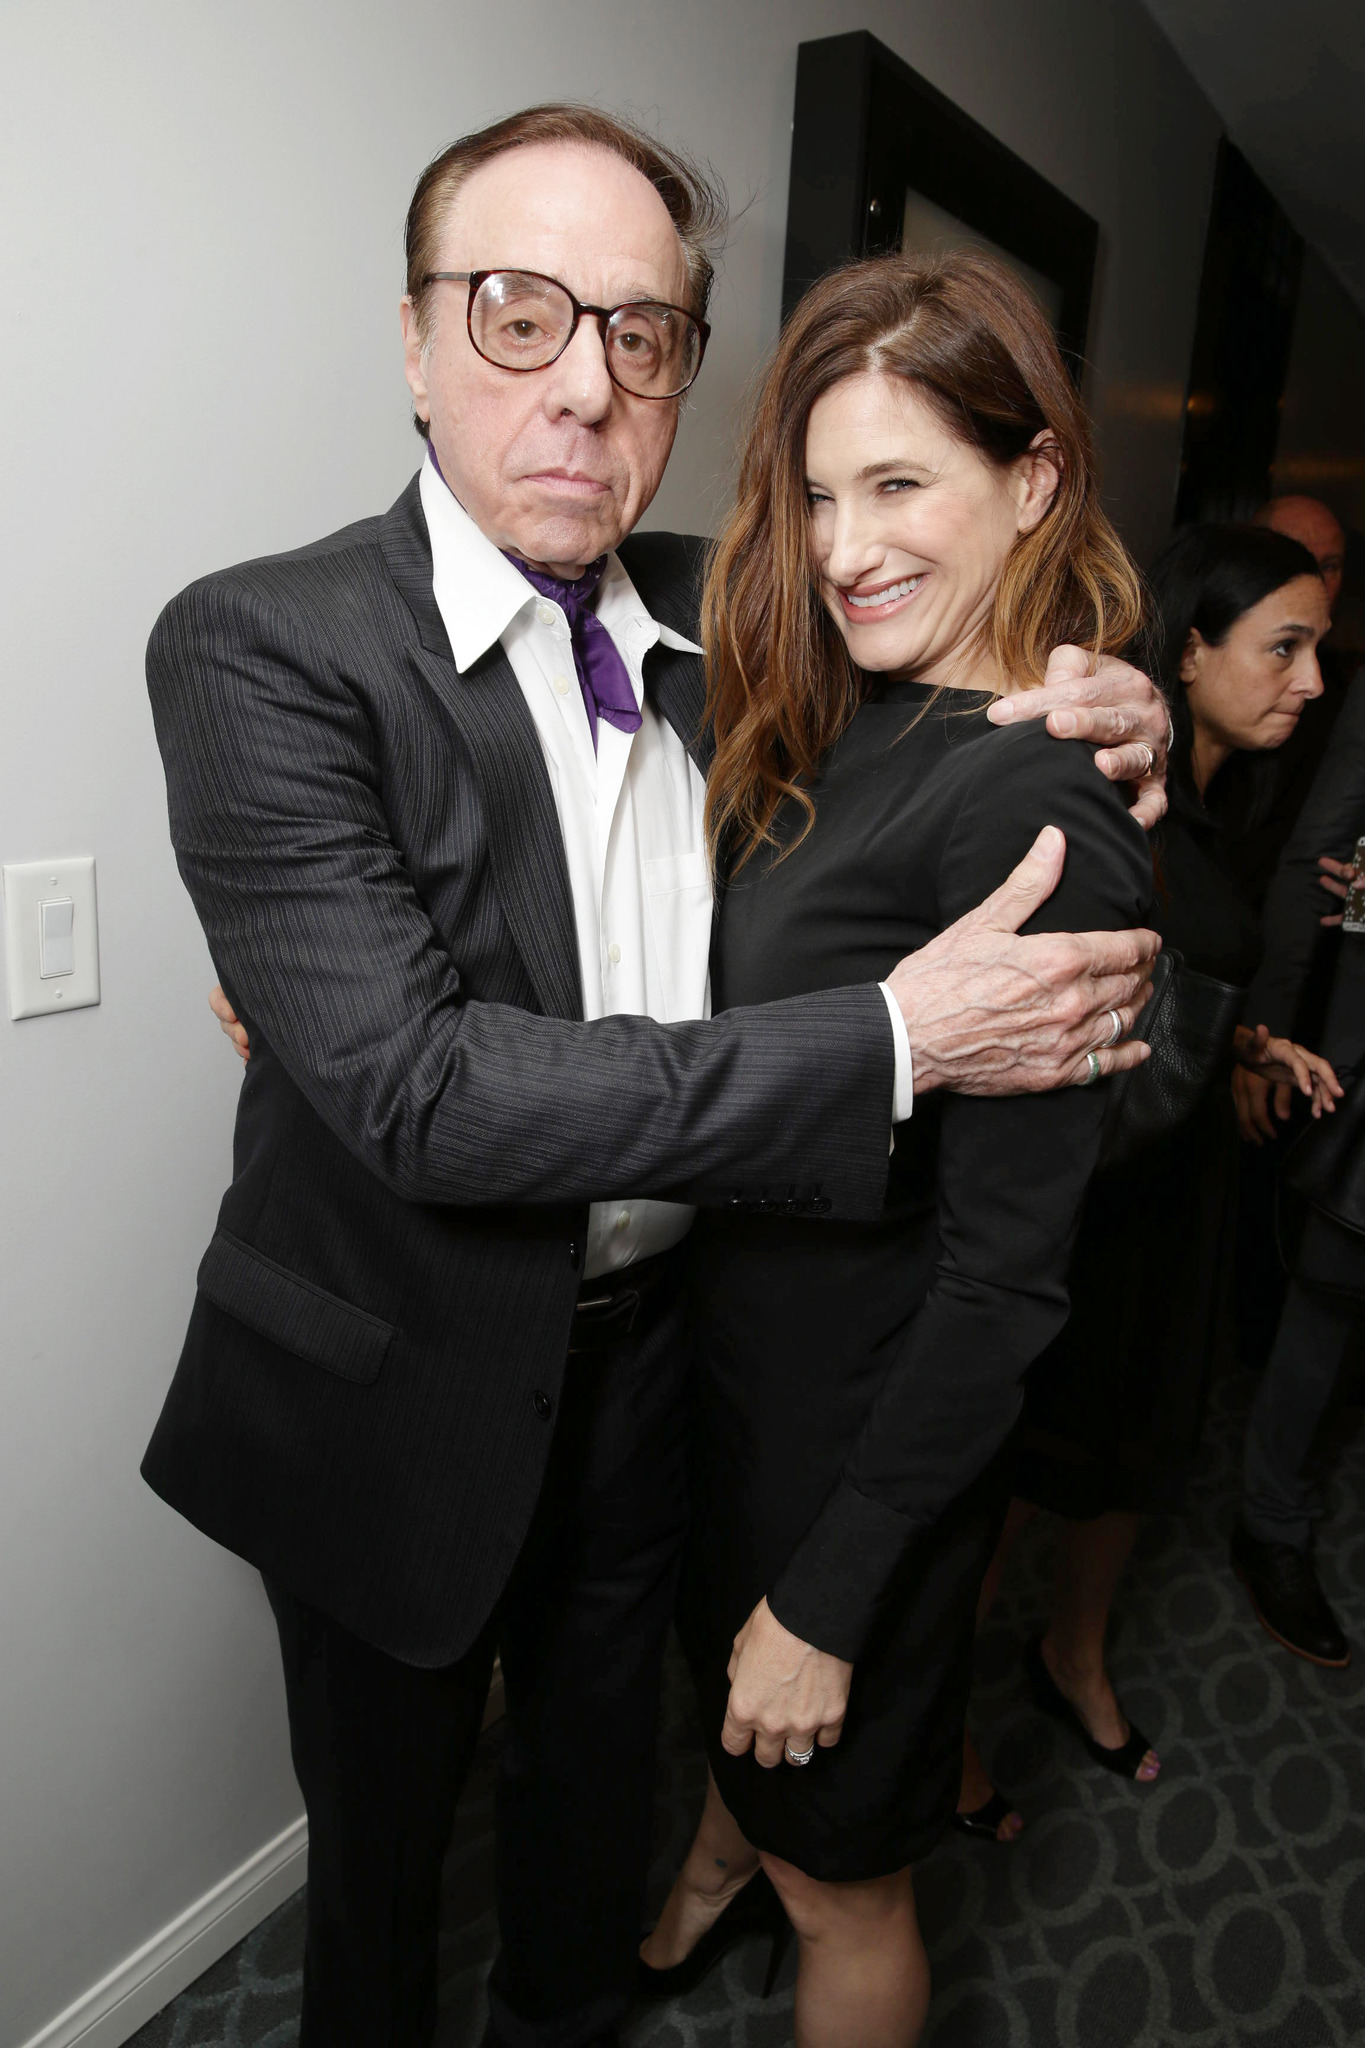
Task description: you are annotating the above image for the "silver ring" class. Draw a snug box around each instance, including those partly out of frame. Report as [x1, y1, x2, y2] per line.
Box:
[784, 1739, 816, 1767]
[1080, 1050, 1102, 1087]
[1104, 1008, 1124, 1048]
[1137, 742, 1157, 778]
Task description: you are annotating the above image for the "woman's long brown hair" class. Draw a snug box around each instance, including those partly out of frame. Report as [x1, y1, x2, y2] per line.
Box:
[703, 249, 1145, 870]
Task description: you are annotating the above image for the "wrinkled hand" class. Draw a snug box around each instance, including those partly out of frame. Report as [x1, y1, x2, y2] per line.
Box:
[1234, 1025, 1341, 1124]
[886, 825, 1158, 1096]
[987, 646, 1170, 829]
[1232, 1066, 1292, 1144]
[1317, 853, 1354, 928]
[721, 1598, 852, 1769]
[210, 985, 250, 1062]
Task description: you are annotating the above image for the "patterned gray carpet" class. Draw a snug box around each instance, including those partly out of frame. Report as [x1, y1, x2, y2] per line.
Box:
[127, 1365, 1365, 2048]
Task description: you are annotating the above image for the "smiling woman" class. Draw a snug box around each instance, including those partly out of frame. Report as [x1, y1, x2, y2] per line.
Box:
[703, 249, 1142, 866]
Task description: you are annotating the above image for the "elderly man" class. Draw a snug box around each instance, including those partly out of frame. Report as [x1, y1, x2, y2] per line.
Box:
[146, 105, 1166, 2048]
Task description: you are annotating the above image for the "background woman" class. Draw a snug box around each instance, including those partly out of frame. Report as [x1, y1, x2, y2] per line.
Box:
[638, 251, 1154, 2047]
[962, 523, 1339, 1831]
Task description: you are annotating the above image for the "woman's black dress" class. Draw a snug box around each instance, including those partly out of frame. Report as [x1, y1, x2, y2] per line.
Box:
[678, 679, 1153, 1879]
[1015, 783, 1262, 1519]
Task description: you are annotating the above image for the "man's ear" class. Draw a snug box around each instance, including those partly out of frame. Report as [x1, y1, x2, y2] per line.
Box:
[1013, 433, 1062, 536]
[1179, 628, 1205, 686]
[400, 297, 432, 427]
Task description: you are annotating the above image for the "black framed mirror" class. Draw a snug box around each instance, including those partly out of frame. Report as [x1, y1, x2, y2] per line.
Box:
[781, 31, 1099, 380]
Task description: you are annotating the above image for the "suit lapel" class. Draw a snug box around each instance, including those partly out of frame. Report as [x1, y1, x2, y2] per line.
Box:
[644, 640, 713, 778]
[378, 479, 583, 1023]
[616, 531, 715, 779]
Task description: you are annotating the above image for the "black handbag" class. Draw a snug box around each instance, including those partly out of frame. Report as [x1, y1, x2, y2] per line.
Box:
[1099, 947, 1245, 1168]
[1281, 1067, 1365, 1236]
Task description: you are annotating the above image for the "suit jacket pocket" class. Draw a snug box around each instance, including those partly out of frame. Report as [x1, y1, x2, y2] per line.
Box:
[197, 1232, 394, 1384]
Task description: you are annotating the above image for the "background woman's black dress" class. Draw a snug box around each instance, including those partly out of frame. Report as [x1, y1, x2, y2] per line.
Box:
[1015, 781, 1262, 1519]
[678, 679, 1153, 1879]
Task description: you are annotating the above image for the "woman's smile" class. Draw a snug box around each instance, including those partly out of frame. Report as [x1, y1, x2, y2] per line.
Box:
[838, 572, 927, 621]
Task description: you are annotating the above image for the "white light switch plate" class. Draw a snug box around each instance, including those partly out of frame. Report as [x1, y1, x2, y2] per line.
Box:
[3, 858, 101, 1019]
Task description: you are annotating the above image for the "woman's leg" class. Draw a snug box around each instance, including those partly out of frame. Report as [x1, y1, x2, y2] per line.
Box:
[639, 1768, 762, 1968]
[763, 1853, 929, 2048]
[958, 1497, 1036, 1834]
[1041, 1511, 1160, 1779]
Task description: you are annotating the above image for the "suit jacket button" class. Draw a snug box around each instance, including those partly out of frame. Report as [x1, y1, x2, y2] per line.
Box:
[533, 1390, 553, 1419]
[568, 1241, 580, 1265]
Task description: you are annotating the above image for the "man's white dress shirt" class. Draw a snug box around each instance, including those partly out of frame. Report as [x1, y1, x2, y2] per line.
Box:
[420, 456, 911, 1280]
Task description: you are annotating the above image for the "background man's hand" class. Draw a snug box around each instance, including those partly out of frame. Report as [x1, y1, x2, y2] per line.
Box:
[721, 1598, 851, 1769]
[887, 825, 1158, 1096]
[988, 646, 1171, 829]
[210, 985, 250, 1062]
[1232, 1066, 1291, 1144]
[1316, 852, 1354, 927]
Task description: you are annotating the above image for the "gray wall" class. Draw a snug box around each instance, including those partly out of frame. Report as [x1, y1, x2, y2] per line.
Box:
[0, 2, 1219, 2040]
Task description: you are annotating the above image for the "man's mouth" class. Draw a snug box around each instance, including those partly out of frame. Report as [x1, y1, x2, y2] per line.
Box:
[524, 469, 612, 498]
[839, 573, 926, 619]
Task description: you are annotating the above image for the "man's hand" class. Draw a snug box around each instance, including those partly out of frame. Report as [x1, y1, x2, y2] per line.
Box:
[987, 646, 1170, 830]
[721, 1598, 852, 1770]
[1232, 1066, 1290, 1144]
[1316, 853, 1355, 928]
[886, 825, 1158, 1096]
[210, 985, 250, 1062]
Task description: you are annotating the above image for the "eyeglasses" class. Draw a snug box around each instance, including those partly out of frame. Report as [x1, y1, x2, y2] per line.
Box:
[421, 268, 710, 400]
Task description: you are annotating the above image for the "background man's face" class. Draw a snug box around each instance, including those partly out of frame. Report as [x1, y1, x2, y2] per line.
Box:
[402, 142, 690, 576]
[1259, 495, 1347, 612]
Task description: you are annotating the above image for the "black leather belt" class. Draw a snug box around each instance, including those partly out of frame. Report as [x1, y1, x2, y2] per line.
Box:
[569, 1245, 684, 1352]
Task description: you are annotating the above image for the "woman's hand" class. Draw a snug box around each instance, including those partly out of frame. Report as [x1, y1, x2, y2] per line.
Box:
[210, 985, 251, 1062]
[1233, 1025, 1342, 1124]
[720, 1597, 852, 1769]
[986, 646, 1171, 830]
[1316, 853, 1355, 927]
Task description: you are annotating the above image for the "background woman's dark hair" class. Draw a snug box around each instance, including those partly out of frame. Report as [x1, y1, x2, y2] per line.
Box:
[1144, 522, 1323, 823]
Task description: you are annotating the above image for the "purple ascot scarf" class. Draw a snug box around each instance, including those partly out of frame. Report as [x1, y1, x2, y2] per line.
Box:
[506, 554, 642, 753]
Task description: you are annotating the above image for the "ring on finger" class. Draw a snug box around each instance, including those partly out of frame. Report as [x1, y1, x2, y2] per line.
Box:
[1136, 742, 1156, 778]
[1078, 1050, 1102, 1087]
[784, 1738, 817, 1767]
[1102, 1008, 1124, 1048]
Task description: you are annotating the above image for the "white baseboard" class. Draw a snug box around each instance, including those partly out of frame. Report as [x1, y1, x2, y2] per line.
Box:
[18, 1816, 308, 2048]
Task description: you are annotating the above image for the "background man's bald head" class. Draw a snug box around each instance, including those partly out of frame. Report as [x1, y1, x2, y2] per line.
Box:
[1255, 496, 1346, 609]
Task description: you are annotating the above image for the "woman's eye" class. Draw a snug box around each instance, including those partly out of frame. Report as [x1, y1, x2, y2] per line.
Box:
[881, 478, 919, 494]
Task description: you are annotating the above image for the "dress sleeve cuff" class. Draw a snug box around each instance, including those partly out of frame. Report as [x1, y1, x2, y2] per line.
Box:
[766, 1482, 912, 1664]
[878, 981, 914, 1123]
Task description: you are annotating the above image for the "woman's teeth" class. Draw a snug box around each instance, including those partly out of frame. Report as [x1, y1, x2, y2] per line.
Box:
[846, 575, 923, 609]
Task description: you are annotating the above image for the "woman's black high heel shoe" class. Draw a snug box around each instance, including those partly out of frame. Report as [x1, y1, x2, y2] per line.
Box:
[636, 1868, 794, 2001]
[1024, 1635, 1157, 1780]
[952, 1788, 1023, 1843]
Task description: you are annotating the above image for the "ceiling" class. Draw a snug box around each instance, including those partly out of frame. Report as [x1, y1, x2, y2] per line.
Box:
[1140, 0, 1365, 311]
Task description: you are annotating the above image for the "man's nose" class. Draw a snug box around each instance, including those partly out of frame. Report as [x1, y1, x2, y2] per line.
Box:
[540, 315, 615, 426]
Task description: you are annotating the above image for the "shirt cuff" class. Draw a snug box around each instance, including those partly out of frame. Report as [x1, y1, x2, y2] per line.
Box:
[878, 981, 915, 1123]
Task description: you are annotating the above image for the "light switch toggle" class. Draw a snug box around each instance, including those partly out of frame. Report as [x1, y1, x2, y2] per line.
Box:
[39, 898, 75, 978]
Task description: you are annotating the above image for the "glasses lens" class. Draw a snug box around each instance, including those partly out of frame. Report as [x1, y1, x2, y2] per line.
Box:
[606, 303, 702, 396]
[471, 273, 574, 368]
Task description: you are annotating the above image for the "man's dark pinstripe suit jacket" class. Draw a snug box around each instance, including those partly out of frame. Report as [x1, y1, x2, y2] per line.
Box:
[143, 474, 895, 1665]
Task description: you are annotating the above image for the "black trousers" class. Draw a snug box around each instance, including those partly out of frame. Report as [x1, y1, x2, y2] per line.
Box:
[1243, 1212, 1365, 1550]
[267, 1252, 690, 2048]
